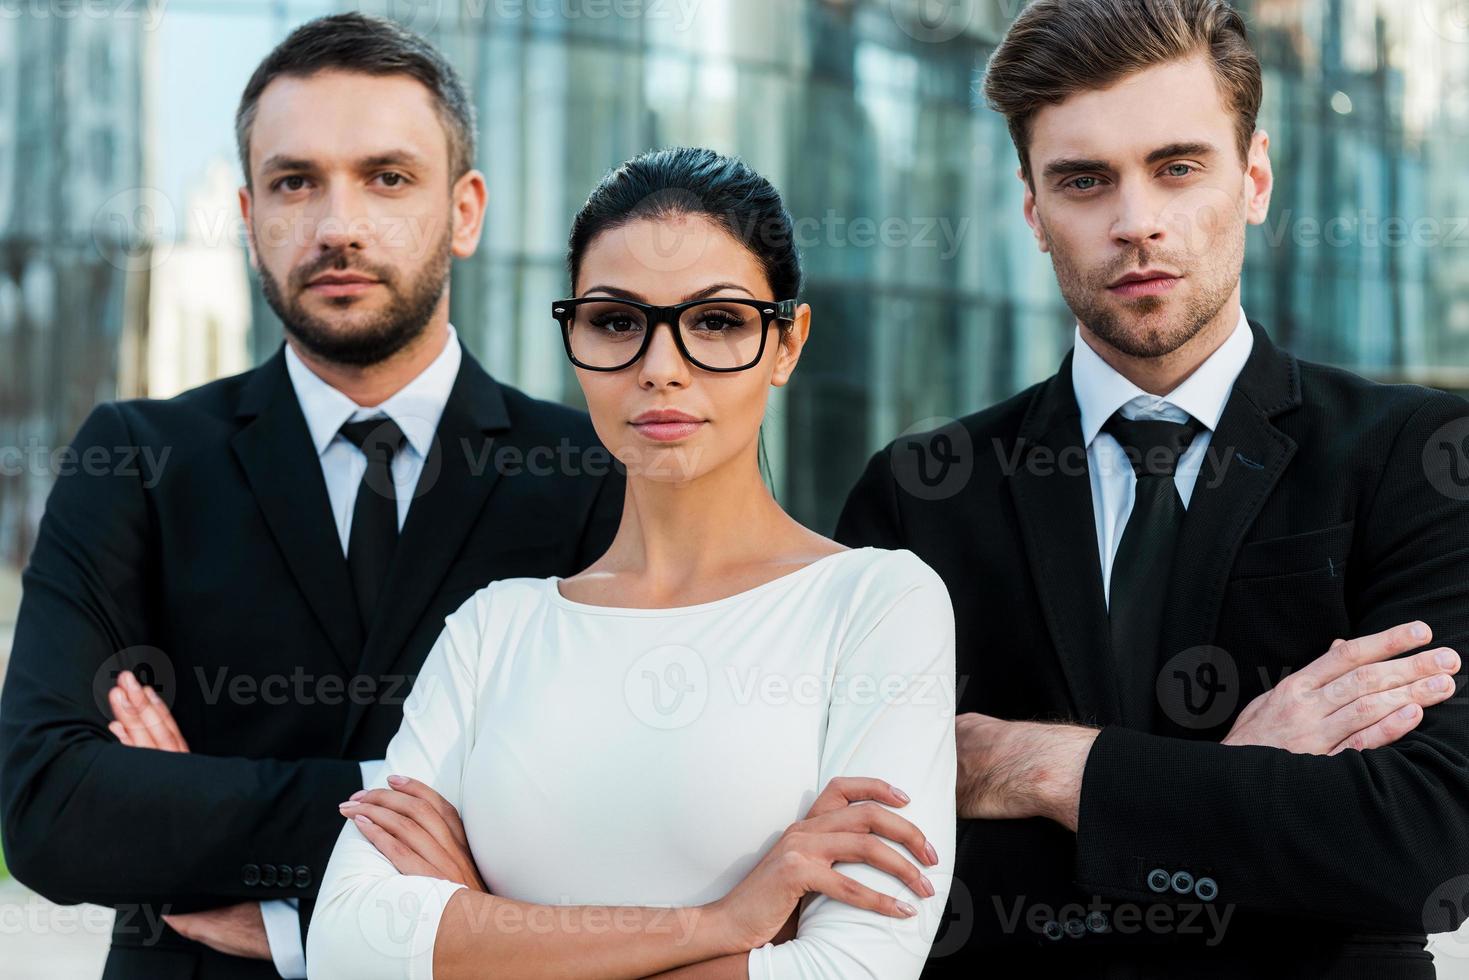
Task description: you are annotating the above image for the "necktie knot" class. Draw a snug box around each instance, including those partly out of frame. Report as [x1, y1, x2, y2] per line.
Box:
[1104, 412, 1204, 478]
[339, 417, 407, 465]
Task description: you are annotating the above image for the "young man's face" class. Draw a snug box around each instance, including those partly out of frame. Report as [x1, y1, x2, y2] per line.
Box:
[239, 70, 485, 366]
[1022, 54, 1272, 359]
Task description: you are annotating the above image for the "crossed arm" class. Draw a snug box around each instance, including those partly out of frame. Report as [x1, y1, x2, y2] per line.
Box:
[836, 392, 1469, 932]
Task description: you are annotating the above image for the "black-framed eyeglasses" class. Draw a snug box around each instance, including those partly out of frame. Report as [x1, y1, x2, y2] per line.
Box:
[551, 297, 798, 373]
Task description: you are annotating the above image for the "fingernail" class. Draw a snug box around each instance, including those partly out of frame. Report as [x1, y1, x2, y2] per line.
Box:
[896, 902, 918, 917]
[338, 800, 358, 808]
[1437, 651, 1458, 670]
[1398, 704, 1419, 719]
[120, 670, 137, 689]
[1430, 674, 1454, 692]
[924, 842, 938, 865]
[892, 787, 910, 804]
[387, 774, 406, 787]
[350, 790, 366, 801]
[353, 814, 372, 827]
[1415, 623, 1431, 642]
[919, 875, 934, 897]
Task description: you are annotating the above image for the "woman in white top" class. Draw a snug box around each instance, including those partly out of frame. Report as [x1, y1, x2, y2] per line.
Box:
[306, 148, 957, 979]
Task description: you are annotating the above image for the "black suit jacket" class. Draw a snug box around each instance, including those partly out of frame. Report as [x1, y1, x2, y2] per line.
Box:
[836, 321, 1469, 979]
[0, 345, 623, 980]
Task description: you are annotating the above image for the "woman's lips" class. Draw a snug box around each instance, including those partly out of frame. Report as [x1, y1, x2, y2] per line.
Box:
[630, 420, 706, 442]
[1108, 276, 1180, 299]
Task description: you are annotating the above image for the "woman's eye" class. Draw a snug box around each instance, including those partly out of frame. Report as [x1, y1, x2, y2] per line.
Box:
[692, 314, 740, 332]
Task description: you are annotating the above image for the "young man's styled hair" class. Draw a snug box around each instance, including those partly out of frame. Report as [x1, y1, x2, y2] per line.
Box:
[234, 12, 478, 188]
[982, 0, 1262, 186]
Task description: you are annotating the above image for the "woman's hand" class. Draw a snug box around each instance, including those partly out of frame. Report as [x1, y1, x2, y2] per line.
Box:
[709, 776, 940, 952]
[338, 775, 489, 892]
[106, 669, 190, 752]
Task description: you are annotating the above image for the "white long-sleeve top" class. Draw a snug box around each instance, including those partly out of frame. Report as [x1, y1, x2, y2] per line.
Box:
[307, 546, 957, 979]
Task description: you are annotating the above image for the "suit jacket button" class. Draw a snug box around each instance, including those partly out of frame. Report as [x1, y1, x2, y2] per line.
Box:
[1042, 919, 1064, 941]
[1170, 871, 1194, 895]
[260, 864, 277, 887]
[242, 863, 260, 886]
[294, 865, 312, 888]
[1147, 868, 1171, 893]
[1063, 917, 1086, 939]
[1194, 876, 1218, 901]
[1086, 910, 1109, 933]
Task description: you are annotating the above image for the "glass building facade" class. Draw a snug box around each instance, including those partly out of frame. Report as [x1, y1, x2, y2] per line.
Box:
[3, 0, 1469, 550]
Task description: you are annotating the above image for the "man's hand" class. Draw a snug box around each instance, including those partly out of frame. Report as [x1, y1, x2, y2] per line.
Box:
[162, 902, 272, 960]
[339, 775, 489, 892]
[107, 669, 189, 752]
[107, 672, 270, 962]
[955, 715, 1098, 830]
[1223, 622, 1460, 754]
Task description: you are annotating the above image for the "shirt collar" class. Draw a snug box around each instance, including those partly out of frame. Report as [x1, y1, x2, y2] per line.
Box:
[284, 323, 463, 458]
[1072, 307, 1253, 447]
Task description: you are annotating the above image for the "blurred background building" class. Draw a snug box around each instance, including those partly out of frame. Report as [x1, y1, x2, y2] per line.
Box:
[2, 0, 1468, 972]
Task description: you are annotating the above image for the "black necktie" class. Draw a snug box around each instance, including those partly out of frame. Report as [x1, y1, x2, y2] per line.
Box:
[339, 417, 407, 635]
[1104, 411, 1204, 727]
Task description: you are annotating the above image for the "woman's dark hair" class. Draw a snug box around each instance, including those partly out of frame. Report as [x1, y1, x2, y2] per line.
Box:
[235, 12, 477, 188]
[566, 147, 804, 311]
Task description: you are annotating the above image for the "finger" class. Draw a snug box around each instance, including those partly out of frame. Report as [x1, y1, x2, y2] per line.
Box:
[110, 686, 159, 749]
[1331, 648, 1460, 705]
[806, 866, 919, 919]
[1296, 622, 1431, 689]
[133, 695, 182, 752]
[382, 776, 468, 849]
[1323, 674, 1457, 746]
[143, 685, 190, 752]
[108, 720, 135, 747]
[348, 789, 464, 860]
[347, 813, 439, 877]
[339, 800, 460, 875]
[813, 832, 935, 899]
[806, 777, 911, 819]
[118, 672, 181, 751]
[803, 802, 938, 866]
[1330, 703, 1425, 755]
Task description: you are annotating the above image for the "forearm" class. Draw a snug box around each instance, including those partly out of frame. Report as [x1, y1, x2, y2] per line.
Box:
[1074, 724, 1469, 929]
[0, 734, 361, 907]
[309, 868, 737, 980]
[643, 953, 749, 979]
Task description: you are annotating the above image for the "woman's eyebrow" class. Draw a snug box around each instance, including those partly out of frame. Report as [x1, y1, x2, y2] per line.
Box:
[580, 282, 757, 302]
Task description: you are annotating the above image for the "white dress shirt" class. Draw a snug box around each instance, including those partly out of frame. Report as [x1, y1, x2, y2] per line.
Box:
[260, 326, 462, 978]
[1071, 308, 1253, 607]
[307, 548, 956, 980]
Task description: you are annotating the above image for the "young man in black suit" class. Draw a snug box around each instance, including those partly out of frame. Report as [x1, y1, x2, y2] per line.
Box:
[837, 1, 1469, 976]
[0, 14, 622, 980]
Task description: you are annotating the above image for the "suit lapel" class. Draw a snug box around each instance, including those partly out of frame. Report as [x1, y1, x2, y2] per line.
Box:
[1007, 354, 1121, 726]
[1150, 320, 1301, 728]
[231, 349, 364, 673]
[339, 350, 511, 752]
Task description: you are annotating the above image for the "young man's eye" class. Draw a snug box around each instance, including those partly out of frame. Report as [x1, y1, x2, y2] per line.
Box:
[1163, 164, 1196, 178]
[377, 172, 409, 187]
[273, 175, 309, 192]
[1066, 176, 1101, 192]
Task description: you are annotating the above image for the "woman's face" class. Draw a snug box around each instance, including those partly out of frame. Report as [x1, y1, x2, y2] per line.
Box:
[571, 213, 809, 485]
